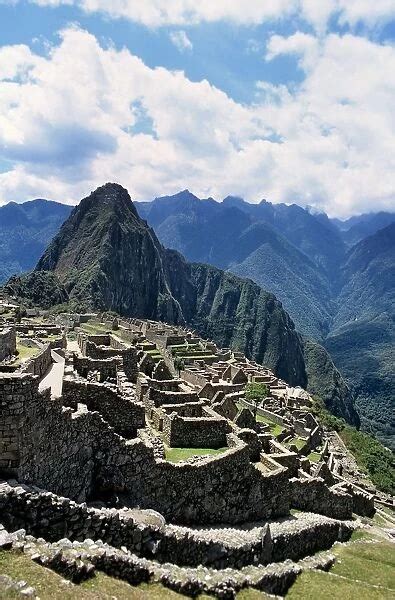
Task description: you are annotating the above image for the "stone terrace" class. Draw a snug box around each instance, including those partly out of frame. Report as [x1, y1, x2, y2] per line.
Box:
[0, 312, 379, 596]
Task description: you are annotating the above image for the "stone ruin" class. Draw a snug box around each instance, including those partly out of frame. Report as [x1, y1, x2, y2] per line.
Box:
[0, 314, 380, 597]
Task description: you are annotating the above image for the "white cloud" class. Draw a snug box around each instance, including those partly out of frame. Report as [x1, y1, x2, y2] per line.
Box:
[335, 0, 395, 27]
[0, 27, 394, 217]
[20, 0, 395, 30]
[266, 32, 319, 70]
[26, 0, 297, 27]
[169, 30, 192, 52]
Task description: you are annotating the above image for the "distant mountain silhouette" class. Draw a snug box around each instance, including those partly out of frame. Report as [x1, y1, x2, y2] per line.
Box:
[0, 199, 72, 282]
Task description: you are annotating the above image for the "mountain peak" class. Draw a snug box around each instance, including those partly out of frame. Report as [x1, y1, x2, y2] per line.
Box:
[86, 182, 137, 212]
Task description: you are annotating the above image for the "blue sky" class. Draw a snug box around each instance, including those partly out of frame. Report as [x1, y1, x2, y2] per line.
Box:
[0, 0, 394, 216]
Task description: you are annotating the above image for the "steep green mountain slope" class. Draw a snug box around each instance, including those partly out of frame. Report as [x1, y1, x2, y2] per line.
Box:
[3, 271, 68, 309]
[36, 184, 187, 324]
[4, 183, 356, 421]
[137, 193, 335, 339]
[0, 199, 72, 283]
[230, 223, 333, 339]
[325, 223, 395, 448]
[210, 195, 346, 278]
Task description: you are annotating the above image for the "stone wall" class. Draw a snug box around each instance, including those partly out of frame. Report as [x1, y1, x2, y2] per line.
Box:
[270, 514, 353, 562]
[0, 327, 16, 362]
[290, 477, 353, 520]
[48, 335, 67, 350]
[77, 333, 138, 382]
[331, 481, 375, 517]
[180, 369, 211, 388]
[199, 382, 245, 401]
[212, 395, 238, 420]
[0, 374, 48, 475]
[163, 411, 231, 448]
[0, 481, 160, 556]
[0, 481, 353, 574]
[146, 388, 199, 409]
[77, 333, 111, 355]
[15, 381, 290, 523]
[161, 400, 205, 417]
[1, 373, 356, 526]
[62, 377, 145, 438]
[73, 355, 121, 381]
[20, 343, 52, 378]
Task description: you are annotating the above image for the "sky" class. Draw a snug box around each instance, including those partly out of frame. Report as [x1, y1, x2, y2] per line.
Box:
[0, 1, 394, 217]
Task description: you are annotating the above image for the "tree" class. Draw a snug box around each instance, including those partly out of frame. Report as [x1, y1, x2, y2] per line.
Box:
[245, 382, 269, 418]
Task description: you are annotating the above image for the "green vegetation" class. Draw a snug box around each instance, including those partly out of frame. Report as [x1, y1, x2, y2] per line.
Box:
[12, 342, 40, 365]
[288, 437, 308, 451]
[255, 413, 284, 437]
[164, 446, 227, 462]
[287, 569, 392, 600]
[302, 337, 358, 426]
[307, 451, 321, 463]
[80, 322, 110, 335]
[312, 397, 395, 495]
[2, 271, 68, 309]
[331, 539, 395, 590]
[340, 427, 395, 496]
[0, 549, 193, 599]
[236, 591, 271, 599]
[287, 538, 395, 599]
[145, 349, 162, 357]
[245, 382, 269, 404]
[170, 344, 201, 355]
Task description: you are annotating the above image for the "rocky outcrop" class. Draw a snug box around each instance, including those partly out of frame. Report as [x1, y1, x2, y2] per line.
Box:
[302, 338, 359, 425]
[36, 183, 185, 323]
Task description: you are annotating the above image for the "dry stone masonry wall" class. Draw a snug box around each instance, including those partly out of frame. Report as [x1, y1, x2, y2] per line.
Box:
[0, 314, 378, 596]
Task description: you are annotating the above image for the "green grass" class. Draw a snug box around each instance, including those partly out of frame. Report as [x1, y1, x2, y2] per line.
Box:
[170, 344, 201, 353]
[288, 437, 308, 451]
[0, 549, 209, 599]
[80, 322, 109, 335]
[236, 590, 271, 599]
[110, 329, 133, 343]
[12, 343, 40, 365]
[349, 529, 378, 542]
[164, 446, 228, 462]
[255, 414, 284, 437]
[145, 349, 162, 357]
[340, 426, 395, 495]
[373, 512, 392, 527]
[311, 397, 395, 495]
[307, 451, 321, 463]
[331, 540, 395, 589]
[287, 569, 393, 599]
[287, 538, 395, 599]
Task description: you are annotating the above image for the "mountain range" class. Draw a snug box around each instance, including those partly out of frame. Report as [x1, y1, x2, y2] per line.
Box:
[136, 192, 394, 448]
[0, 199, 72, 283]
[2, 183, 359, 426]
[0, 187, 393, 446]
